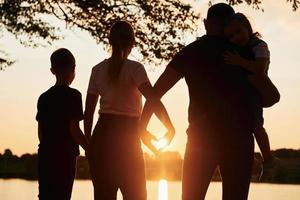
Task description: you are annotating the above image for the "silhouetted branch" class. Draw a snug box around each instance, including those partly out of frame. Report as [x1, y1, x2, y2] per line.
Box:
[0, 0, 298, 69]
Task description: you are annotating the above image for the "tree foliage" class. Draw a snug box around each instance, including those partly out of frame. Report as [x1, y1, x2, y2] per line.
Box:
[0, 0, 199, 68]
[0, 0, 299, 69]
[0, 50, 14, 70]
[223, 0, 299, 11]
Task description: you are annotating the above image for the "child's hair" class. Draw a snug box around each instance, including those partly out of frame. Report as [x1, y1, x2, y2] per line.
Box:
[227, 12, 261, 39]
[108, 20, 135, 83]
[50, 48, 75, 72]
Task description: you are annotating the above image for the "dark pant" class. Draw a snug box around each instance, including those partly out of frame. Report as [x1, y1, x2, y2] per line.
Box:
[182, 130, 254, 200]
[38, 150, 76, 200]
[89, 114, 147, 200]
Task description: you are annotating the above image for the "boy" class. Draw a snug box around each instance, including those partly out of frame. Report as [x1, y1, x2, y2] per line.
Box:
[36, 48, 88, 200]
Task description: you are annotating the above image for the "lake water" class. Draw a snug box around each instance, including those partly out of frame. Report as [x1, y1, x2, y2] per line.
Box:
[0, 179, 300, 200]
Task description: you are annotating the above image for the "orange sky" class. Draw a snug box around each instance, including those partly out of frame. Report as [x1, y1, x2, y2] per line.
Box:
[0, 0, 300, 156]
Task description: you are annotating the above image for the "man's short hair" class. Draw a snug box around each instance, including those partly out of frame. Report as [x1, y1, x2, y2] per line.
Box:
[50, 48, 75, 70]
[207, 3, 235, 19]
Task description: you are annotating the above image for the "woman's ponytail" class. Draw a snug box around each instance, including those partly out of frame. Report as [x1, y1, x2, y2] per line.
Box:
[108, 20, 135, 84]
[108, 44, 125, 83]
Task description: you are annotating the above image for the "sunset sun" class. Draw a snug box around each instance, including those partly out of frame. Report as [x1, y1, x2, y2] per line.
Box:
[155, 137, 169, 151]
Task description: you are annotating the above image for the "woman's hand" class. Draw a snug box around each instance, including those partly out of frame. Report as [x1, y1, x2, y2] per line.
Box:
[140, 129, 160, 155]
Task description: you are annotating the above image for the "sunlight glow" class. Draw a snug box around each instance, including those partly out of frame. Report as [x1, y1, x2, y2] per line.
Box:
[158, 179, 168, 200]
[155, 138, 169, 151]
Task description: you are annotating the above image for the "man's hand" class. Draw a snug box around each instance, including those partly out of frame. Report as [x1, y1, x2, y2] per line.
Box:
[140, 130, 160, 155]
[224, 51, 243, 66]
[161, 126, 175, 148]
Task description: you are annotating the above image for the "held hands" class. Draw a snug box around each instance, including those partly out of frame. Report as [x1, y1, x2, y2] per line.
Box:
[224, 51, 243, 66]
[140, 126, 175, 155]
[157, 127, 175, 151]
[140, 130, 160, 155]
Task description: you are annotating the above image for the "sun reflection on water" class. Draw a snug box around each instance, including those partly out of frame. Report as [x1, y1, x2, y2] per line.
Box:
[158, 179, 168, 200]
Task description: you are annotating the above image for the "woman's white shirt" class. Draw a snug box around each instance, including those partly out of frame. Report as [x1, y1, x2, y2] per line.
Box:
[87, 59, 150, 117]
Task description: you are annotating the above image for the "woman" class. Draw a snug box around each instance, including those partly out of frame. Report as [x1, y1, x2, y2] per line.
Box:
[84, 20, 174, 200]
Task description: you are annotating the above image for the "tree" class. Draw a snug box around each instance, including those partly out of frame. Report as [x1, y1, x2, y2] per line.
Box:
[0, 0, 299, 70]
[0, 0, 199, 69]
[3, 148, 13, 157]
[0, 52, 14, 70]
[222, 0, 299, 11]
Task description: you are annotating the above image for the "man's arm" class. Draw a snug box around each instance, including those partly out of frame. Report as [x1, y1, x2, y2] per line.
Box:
[223, 50, 279, 107]
[139, 67, 182, 143]
[84, 94, 98, 141]
[248, 75, 280, 108]
[139, 82, 174, 135]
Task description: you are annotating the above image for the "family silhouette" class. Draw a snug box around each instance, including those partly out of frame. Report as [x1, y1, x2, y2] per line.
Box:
[36, 3, 280, 200]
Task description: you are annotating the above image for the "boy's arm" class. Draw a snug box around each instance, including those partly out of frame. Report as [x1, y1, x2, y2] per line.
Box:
[224, 51, 269, 74]
[70, 120, 89, 151]
[84, 94, 98, 141]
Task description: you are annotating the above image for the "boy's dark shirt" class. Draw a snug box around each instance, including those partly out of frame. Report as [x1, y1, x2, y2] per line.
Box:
[36, 85, 83, 156]
[168, 35, 257, 137]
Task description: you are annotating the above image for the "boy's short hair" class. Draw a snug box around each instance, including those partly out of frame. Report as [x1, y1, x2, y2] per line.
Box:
[50, 48, 75, 71]
[207, 3, 235, 19]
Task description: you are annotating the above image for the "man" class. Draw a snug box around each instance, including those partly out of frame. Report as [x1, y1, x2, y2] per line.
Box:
[140, 3, 256, 200]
